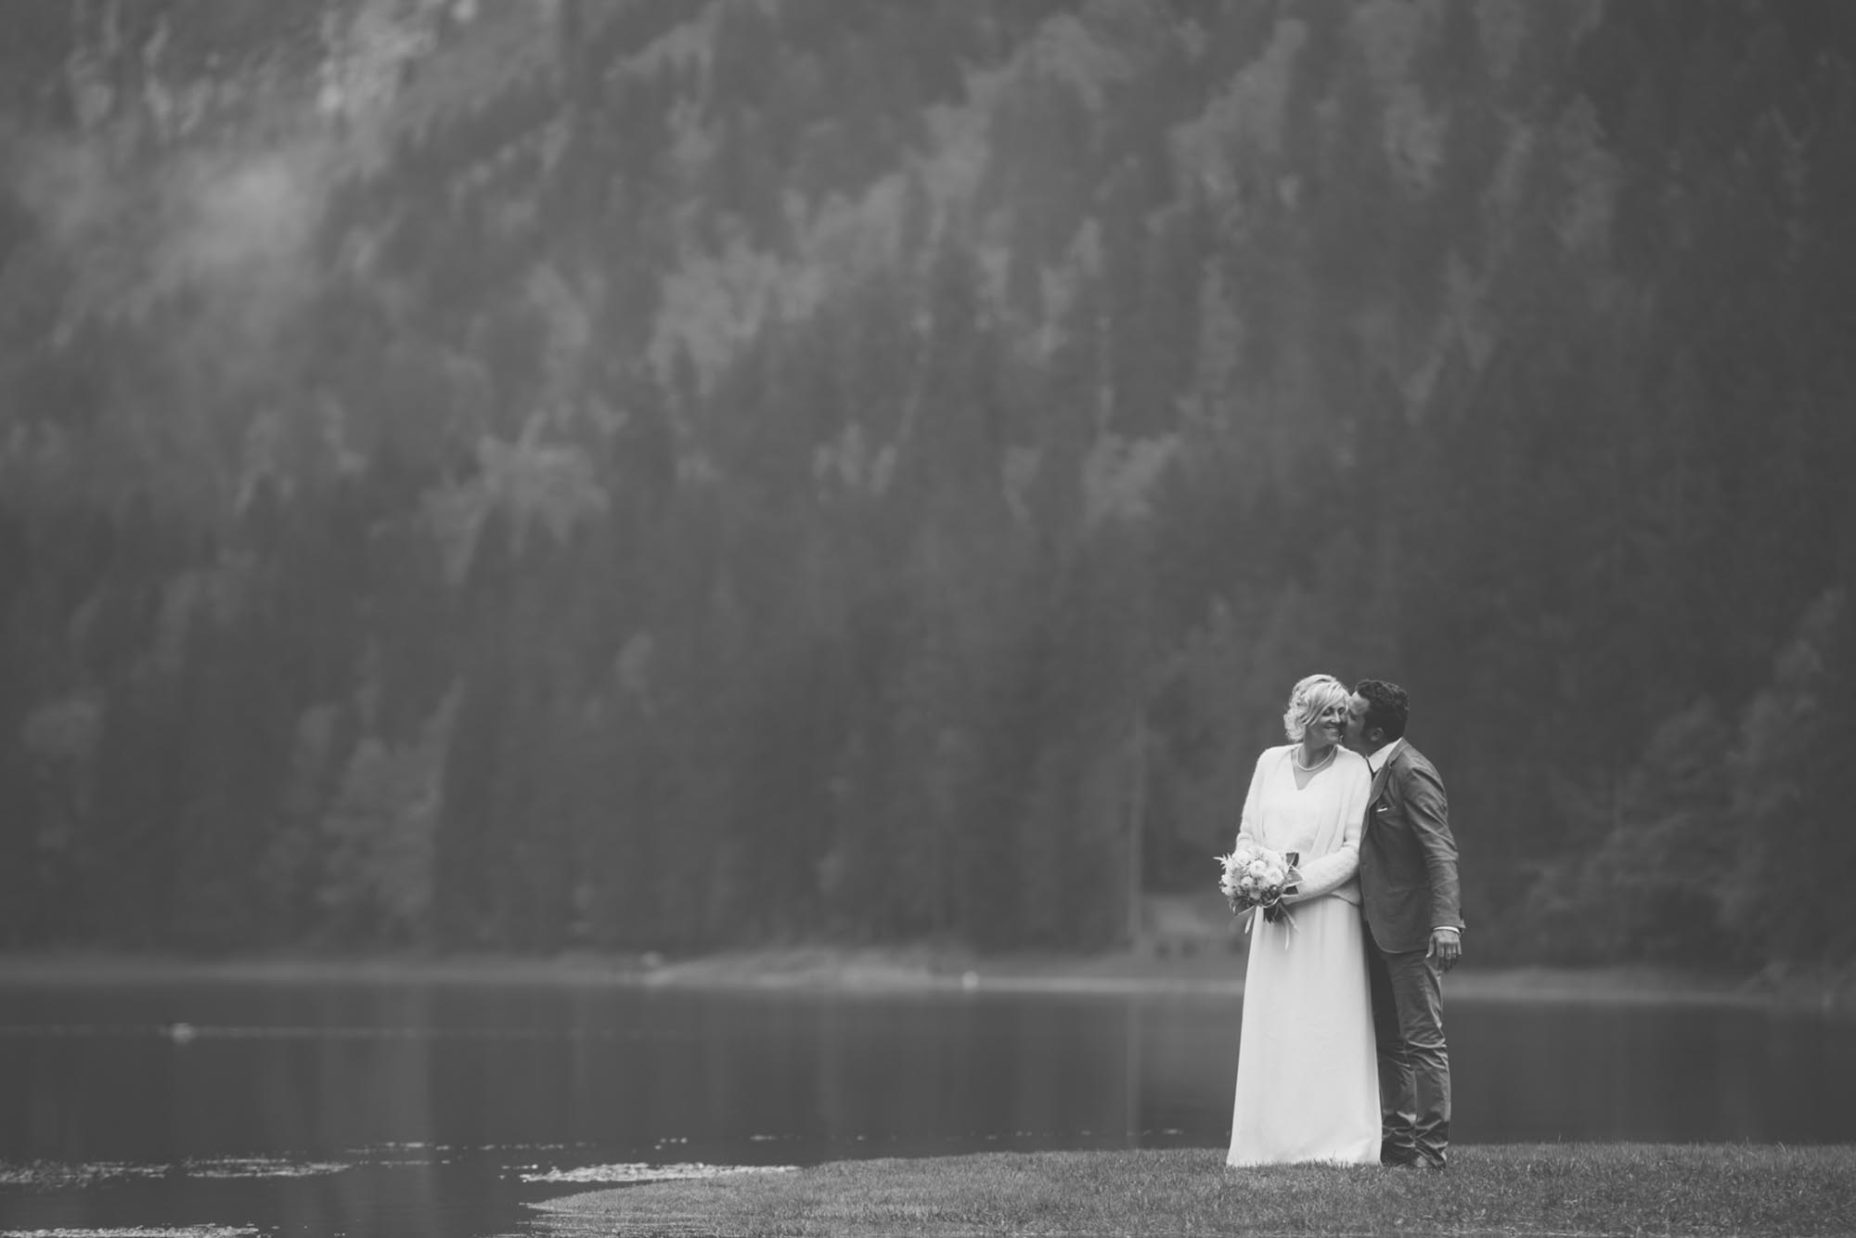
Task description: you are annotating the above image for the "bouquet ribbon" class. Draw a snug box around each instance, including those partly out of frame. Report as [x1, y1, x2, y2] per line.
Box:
[1244, 901, 1298, 947]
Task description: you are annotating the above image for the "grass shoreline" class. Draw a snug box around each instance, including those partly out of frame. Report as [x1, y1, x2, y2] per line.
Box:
[0, 944, 1850, 1011]
[521, 1145, 1856, 1237]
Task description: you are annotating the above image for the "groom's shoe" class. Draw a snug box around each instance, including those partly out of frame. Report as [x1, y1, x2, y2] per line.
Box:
[1384, 1155, 1446, 1172]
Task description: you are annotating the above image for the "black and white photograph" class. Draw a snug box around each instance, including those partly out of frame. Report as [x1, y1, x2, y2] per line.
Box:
[1, 2, 1852, 1235]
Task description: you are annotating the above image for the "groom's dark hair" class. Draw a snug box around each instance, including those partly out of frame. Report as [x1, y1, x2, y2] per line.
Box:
[1353, 679, 1409, 741]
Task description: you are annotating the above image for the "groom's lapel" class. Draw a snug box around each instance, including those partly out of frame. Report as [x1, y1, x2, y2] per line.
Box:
[1368, 748, 1397, 805]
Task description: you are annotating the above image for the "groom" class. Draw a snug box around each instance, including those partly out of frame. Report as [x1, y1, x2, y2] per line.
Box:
[1345, 680, 1462, 1171]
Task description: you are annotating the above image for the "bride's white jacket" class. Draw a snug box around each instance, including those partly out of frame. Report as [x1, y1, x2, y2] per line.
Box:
[1238, 745, 1368, 909]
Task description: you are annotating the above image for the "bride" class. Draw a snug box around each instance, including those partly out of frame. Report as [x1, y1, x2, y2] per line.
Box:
[1226, 673, 1379, 1166]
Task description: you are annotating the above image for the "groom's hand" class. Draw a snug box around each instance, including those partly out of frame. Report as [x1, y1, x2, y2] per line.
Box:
[1427, 928, 1462, 973]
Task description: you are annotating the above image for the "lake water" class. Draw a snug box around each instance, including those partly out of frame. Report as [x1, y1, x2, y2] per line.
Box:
[0, 975, 1851, 1238]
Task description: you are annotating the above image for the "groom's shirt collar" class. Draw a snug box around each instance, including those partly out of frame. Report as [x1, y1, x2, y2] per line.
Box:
[1367, 738, 1403, 774]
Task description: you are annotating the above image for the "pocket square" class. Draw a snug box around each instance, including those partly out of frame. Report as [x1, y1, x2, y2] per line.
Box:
[1374, 804, 1391, 814]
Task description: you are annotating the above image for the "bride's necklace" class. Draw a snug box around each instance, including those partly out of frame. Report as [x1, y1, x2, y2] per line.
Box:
[1293, 744, 1336, 772]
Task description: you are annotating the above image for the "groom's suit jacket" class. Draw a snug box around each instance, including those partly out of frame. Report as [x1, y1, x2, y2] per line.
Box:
[1359, 741, 1463, 954]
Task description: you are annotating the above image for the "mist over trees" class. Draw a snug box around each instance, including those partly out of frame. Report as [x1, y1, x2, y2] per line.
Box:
[2, 0, 1851, 968]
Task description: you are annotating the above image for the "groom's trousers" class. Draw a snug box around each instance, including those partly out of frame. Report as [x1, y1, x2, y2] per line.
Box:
[1365, 936, 1451, 1167]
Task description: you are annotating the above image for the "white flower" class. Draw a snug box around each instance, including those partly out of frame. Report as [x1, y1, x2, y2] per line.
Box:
[1247, 860, 1268, 880]
[1263, 865, 1284, 886]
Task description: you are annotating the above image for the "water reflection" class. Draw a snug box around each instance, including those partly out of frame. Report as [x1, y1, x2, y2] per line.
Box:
[0, 979, 1851, 1237]
[1456, 1001, 1850, 1143]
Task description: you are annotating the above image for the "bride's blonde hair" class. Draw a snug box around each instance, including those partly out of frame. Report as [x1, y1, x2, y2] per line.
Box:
[1283, 673, 1348, 742]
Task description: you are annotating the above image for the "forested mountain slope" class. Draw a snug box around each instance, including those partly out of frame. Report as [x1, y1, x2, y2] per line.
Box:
[3, 0, 1851, 966]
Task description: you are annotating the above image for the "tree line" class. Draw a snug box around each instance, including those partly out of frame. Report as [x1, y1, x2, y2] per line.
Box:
[1, 0, 1851, 968]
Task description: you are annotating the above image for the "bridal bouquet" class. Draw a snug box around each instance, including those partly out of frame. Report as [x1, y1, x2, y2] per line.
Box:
[1216, 837, 1302, 930]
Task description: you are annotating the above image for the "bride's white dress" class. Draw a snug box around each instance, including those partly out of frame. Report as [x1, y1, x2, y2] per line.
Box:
[1227, 745, 1380, 1167]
